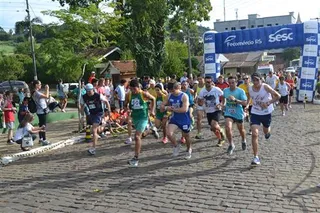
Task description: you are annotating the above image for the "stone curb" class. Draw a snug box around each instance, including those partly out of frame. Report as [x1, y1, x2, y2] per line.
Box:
[0, 135, 84, 167]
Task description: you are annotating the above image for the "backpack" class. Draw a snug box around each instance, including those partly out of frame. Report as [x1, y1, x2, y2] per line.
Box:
[28, 95, 37, 114]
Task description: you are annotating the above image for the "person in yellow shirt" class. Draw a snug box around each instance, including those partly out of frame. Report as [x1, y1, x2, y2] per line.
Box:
[238, 75, 253, 135]
[147, 80, 157, 99]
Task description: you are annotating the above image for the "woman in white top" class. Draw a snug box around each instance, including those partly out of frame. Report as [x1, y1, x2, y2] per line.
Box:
[32, 80, 50, 146]
[14, 113, 45, 151]
[277, 76, 291, 116]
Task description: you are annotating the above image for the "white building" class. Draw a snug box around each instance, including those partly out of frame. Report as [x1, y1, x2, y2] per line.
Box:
[214, 12, 301, 32]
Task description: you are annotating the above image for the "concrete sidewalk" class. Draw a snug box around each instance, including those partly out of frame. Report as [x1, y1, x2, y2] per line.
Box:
[0, 118, 80, 157]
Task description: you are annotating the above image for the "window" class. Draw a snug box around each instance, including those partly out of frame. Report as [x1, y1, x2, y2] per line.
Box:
[257, 25, 263, 28]
[225, 28, 228, 30]
[240, 26, 246, 30]
[231, 27, 236, 30]
[275, 23, 279, 25]
[267, 24, 272, 27]
[251, 25, 255, 28]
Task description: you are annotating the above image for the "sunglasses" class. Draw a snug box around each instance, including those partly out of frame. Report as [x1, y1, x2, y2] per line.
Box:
[244, 78, 249, 80]
[205, 81, 211, 84]
[252, 78, 260, 82]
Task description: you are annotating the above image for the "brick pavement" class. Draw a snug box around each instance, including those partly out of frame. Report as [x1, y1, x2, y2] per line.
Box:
[0, 103, 320, 212]
[0, 119, 79, 156]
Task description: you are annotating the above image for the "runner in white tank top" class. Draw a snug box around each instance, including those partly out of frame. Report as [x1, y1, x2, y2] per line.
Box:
[277, 76, 291, 116]
[247, 73, 280, 166]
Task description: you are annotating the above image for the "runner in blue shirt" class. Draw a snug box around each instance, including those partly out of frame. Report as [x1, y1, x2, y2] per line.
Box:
[161, 82, 192, 159]
[222, 76, 248, 155]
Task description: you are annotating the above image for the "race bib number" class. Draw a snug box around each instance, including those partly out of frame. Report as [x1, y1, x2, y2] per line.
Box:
[131, 98, 142, 109]
[228, 109, 236, 114]
[206, 100, 216, 108]
[156, 100, 162, 109]
[88, 104, 96, 110]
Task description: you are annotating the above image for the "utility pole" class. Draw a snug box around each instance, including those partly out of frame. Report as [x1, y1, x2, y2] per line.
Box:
[187, 29, 192, 78]
[223, 0, 226, 21]
[26, 0, 38, 80]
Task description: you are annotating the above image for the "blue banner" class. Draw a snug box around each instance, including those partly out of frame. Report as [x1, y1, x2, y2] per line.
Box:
[215, 24, 304, 53]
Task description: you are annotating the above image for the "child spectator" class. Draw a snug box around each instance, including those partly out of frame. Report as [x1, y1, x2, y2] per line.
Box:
[18, 97, 29, 123]
[3, 91, 17, 144]
[14, 113, 45, 151]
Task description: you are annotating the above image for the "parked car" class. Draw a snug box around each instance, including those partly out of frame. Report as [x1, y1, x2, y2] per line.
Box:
[257, 64, 274, 75]
[285, 67, 296, 73]
[0, 80, 30, 94]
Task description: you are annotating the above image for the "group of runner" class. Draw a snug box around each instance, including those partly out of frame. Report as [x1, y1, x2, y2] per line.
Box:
[80, 70, 299, 167]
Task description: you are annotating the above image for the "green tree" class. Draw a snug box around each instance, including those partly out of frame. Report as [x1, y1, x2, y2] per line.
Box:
[168, 0, 212, 30]
[43, 3, 124, 52]
[0, 27, 10, 41]
[52, 0, 104, 8]
[39, 38, 97, 82]
[122, 0, 168, 77]
[282, 48, 301, 65]
[163, 40, 188, 77]
[0, 55, 26, 80]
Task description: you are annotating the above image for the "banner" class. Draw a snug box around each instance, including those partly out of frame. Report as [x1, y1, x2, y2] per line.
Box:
[204, 20, 320, 102]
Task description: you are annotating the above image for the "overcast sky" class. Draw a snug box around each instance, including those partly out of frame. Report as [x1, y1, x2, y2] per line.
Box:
[0, 0, 320, 32]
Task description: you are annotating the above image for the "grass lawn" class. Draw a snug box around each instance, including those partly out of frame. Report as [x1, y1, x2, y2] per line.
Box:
[0, 41, 15, 55]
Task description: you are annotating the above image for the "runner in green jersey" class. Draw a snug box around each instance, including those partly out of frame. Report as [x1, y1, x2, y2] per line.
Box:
[125, 79, 155, 167]
[154, 84, 168, 144]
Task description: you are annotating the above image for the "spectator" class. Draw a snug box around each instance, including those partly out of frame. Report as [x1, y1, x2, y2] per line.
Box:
[47, 96, 61, 112]
[91, 78, 99, 92]
[180, 72, 188, 83]
[88, 71, 96, 84]
[17, 88, 25, 104]
[104, 78, 112, 103]
[3, 91, 16, 144]
[56, 79, 67, 112]
[97, 78, 106, 96]
[14, 113, 45, 151]
[18, 97, 29, 123]
[114, 79, 127, 110]
[32, 80, 50, 146]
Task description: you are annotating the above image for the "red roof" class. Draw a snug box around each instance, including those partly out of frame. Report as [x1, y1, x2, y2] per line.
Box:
[110, 60, 136, 74]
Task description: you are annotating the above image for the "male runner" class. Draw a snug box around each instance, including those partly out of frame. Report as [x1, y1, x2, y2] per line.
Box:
[247, 73, 280, 165]
[161, 82, 192, 159]
[198, 76, 225, 147]
[222, 76, 248, 155]
[80, 83, 110, 155]
[125, 79, 156, 167]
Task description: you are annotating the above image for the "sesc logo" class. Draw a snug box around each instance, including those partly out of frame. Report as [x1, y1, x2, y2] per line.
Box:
[205, 55, 215, 63]
[303, 59, 315, 66]
[268, 28, 293, 43]
[204, 34, 215, 43]
[305, 35, 317, 44]
[301, 82, 313, 89]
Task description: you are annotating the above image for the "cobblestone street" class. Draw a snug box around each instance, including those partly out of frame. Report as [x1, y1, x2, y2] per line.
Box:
[0, 103, 320, 213]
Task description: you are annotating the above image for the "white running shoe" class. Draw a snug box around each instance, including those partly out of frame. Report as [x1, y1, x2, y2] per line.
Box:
[125, 137, 132, 145]
[172, 144, 180, 157]
[185, 148, 192, 159]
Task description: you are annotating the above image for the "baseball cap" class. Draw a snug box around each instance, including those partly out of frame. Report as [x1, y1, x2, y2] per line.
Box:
[251, 72, 262, 80]
[85, 83, 94, 91]
[193, 80, 199, 84]
[149, 79, 156, 85]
